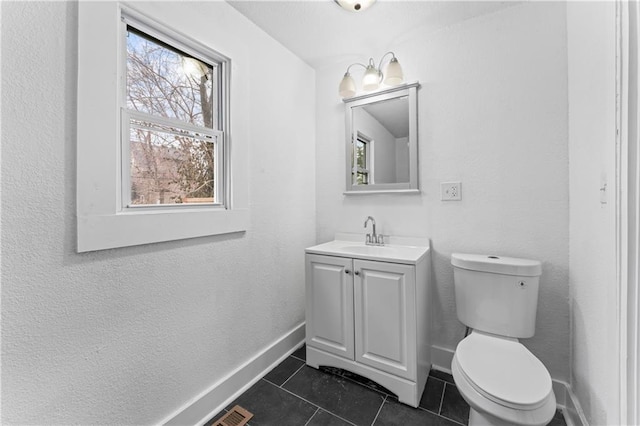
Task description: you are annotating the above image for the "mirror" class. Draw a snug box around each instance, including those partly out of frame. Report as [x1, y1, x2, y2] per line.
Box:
[344, 82, 419, 194]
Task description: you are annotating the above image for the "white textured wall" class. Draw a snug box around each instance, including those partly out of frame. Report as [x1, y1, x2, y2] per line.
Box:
[567, 2, 620, 424]
[1, 1, 315, 424]
[316, 2, 570, 381]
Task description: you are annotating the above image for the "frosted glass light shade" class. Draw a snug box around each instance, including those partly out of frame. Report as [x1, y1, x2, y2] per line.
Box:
[362, 65, 381, 91]
[339, 73, 356, 98]
[383, 58, 404, 86]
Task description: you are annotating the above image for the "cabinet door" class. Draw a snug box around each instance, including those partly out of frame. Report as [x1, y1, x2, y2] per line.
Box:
[305, 254, 354, 359]
[354, 259, 416, 380]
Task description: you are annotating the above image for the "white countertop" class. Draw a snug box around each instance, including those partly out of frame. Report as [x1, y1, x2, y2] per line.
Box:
[305, 233, 430, 265]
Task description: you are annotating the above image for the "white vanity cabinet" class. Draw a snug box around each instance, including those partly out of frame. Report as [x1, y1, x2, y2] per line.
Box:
[304, 237, 431, 408]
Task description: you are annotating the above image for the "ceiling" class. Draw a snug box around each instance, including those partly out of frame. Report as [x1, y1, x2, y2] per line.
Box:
[227, 0, 518, 69]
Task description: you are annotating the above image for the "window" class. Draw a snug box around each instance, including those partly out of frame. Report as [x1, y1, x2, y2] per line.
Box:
[123, 23, 225, 207]
[77, 3, 248, 252]
[353, 132, 372, 185]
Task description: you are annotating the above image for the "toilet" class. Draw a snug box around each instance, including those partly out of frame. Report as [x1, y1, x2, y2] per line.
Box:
[450, 253, 556, 426]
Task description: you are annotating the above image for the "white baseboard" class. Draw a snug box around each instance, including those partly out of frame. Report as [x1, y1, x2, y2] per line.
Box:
[431, 345, 454, 374]
[560, 382, 589, 426]
[431, 344, 455, 374]
[161, 322, 306, 426]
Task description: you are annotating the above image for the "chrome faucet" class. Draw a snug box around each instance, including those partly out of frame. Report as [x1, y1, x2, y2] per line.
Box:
[364, 216, 384, 246]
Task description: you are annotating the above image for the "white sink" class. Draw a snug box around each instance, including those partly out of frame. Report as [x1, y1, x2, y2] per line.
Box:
[305, 234, 429, 265]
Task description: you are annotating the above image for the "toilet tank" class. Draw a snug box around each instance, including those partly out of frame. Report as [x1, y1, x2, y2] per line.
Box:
[451, 253, 542, 338]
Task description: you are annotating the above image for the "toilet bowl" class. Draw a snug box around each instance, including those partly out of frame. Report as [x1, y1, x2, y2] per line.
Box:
[452, 330, 556, 426]
[450, 253, 556, 426]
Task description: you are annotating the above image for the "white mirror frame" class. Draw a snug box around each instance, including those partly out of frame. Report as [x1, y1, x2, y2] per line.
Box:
[343, 82, 420, 194]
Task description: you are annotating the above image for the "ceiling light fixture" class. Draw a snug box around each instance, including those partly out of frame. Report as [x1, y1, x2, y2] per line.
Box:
[338, 52, 404, 98]
[334, 0, 376, 12]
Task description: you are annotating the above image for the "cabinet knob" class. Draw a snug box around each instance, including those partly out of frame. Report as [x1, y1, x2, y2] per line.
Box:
[345, 269, 351, 274]
[354, 271, 360, 276]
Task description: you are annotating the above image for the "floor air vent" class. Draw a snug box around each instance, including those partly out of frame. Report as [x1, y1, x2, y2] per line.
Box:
[213, 405, 253, 426]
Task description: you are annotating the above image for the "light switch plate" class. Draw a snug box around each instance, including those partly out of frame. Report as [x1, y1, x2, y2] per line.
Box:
[441, 182, 461, 201]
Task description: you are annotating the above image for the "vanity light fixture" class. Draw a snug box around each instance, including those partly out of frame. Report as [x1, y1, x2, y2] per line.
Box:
[334, 0, 376, 12]
[338, 52, 404, 98]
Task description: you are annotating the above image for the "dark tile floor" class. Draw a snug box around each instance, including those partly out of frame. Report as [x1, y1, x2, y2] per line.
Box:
[207, 345, 568, 426]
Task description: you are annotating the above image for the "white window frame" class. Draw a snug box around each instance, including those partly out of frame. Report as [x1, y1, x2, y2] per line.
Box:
[77, 2, 248, 252]
[121, 14, 227, 210]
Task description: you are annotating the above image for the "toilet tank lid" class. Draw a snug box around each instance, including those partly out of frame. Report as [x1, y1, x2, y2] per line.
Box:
[451, 253, 542, 277]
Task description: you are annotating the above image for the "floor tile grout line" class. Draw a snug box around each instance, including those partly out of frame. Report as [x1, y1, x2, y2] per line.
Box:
[369, 394, 388, 426]
[262, 377, 282, 388]
[302, 407, 320, 426]
[446, 417, 467, 426]
[438, 382, 447, 415]
[290, 352, 305, 362]
[276, 381, 358, 426]
[279, 362, 307, 388]
[259, 380, 323, 413]
[415, 404, 440, 416]
[441, 414, 466, 426]
[438, 382, 469, 426]
[413, 402, 466, 426]
[428, 375, 450, 386]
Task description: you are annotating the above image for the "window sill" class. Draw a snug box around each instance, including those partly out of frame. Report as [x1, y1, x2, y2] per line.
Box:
[77, 208, 248, 252]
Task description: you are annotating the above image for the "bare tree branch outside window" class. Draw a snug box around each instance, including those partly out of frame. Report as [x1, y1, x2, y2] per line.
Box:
[126, 28, 218, 205]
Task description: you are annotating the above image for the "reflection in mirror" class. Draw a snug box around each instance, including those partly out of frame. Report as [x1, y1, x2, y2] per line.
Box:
[344, 82, 419, 194]
[352, 132, 371, 185]
[351, 96, 409, 185]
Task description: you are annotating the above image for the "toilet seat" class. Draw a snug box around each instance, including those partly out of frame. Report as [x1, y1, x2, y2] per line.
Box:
[455, 331, 552, 410]
[452, 355, 556, 426]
